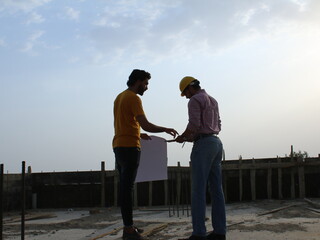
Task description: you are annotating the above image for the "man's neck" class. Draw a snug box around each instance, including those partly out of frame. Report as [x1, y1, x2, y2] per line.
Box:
[190, 88, 202, 97]
[127, 87, 137, 94]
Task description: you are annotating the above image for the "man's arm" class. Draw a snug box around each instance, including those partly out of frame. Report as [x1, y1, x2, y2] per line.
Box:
[136, 114, 178, 137]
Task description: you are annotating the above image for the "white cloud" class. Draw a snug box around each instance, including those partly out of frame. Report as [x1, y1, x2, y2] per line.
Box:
[87, 0, 320, 64]
[68, 56, 80, 63]
[65, 7, 80, 21]
[21, 30, 45, 55]
[0, 0, 52, 13]
[290, 0, 308, 11]
[93, 16, 120, 28]
[0, 38, 5, 47]
[235, 8, 257, 26]
[26, 12, 45, 24]
[30, 30, 44, 41]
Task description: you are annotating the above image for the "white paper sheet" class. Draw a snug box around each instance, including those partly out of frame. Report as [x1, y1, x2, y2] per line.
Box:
[135, 136, 168, 183]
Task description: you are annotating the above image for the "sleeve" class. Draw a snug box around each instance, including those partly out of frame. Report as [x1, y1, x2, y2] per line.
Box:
[131, 95, 145, 117]
[187, 98, 201, 132]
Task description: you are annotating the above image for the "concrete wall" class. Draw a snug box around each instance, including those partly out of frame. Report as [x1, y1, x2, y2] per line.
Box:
[1, 156, 320, 211]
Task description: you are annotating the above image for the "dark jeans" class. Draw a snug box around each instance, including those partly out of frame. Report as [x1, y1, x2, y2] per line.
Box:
[114, 147, 141, 227]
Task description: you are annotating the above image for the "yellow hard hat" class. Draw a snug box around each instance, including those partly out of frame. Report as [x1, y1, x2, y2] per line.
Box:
[179, 76, 196, 96]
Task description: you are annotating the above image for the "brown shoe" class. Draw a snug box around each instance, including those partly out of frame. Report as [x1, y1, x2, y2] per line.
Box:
[134, 226, 144, 233]
[123, 226, 143, 240]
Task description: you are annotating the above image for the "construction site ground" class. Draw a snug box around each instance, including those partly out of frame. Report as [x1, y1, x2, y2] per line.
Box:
[3, 198, 320, 240]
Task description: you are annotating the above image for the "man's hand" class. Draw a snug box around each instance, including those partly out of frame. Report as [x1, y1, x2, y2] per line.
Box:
[140, 133, 152, 140]
[175, 135, 186, 143]
[164, 128, 179, 138]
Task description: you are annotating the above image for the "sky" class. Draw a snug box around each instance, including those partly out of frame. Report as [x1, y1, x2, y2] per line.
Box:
[1, 0, 320, 173]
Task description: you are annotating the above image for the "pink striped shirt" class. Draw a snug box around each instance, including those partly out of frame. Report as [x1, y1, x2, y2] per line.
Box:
[187, 89, 221, 135]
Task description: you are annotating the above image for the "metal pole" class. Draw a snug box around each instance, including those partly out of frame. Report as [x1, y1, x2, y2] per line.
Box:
[0, 164, 3, 240]
[176, 166, 180, 218]
[100, 161, 105, 207]
[168, 171, 172, 217]
[21, 161, 25, 240]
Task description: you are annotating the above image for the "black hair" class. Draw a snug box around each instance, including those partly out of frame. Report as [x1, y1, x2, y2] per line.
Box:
[127, 69, 151, 87]
[189, 79, 201, 90]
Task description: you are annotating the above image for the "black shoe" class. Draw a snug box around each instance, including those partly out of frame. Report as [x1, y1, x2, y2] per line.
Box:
[179, 235, 206, 240]
[206, 232, 226, 240]
[123, 227, 143, 240]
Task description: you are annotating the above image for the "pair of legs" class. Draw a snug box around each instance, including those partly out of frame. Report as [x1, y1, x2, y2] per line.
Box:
[190, 136, 226, 237]
[114, 147, 141, 227]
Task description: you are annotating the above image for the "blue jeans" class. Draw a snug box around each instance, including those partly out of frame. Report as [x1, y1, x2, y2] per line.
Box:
[190, 136, 226, 236]
[114, 147, 141, 227]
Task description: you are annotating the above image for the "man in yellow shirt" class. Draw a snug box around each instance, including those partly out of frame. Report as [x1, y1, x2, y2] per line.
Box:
[113, 69, 178, 240]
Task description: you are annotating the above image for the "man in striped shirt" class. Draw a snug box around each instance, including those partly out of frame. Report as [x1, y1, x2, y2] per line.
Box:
[175, 76, 226, 240]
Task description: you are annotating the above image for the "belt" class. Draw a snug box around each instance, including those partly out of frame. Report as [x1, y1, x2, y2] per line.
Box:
[194, 133, 218, 142]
